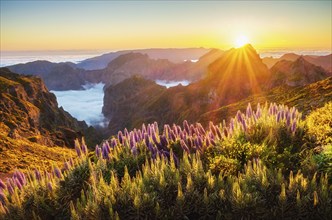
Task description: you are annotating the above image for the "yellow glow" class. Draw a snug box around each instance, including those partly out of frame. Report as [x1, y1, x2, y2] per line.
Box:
[234, 36, 249, 48]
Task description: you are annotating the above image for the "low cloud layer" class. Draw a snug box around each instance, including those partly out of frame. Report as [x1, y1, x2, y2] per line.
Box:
[51, 83, 107, 127]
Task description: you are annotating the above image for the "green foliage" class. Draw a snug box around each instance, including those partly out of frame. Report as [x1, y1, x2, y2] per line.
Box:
[1, 102, 332, 219]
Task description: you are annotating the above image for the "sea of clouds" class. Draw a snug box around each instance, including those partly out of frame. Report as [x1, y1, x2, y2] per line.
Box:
[51, 83, 107, 127]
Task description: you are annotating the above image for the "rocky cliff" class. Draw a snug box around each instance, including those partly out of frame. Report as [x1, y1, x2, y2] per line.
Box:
[0, 67, 87, 147]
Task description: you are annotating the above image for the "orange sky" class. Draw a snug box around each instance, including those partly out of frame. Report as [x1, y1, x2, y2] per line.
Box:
[1, 1, 331, 51]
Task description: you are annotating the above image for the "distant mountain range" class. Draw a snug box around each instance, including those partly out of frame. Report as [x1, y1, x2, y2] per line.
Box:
[102, 45, 331, 133]
[262, 53, 332, 72]
[7, 48, 222, 90]
[1, 45, 331, 175]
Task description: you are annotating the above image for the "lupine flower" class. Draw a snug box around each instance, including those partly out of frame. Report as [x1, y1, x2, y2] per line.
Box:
[95, 146, 102, 158]
[236, 111, 243, 123]
[183, 120, 190, 133]
[180, 140, 190, 154]
[118, 131, 124, 144]
[81, 143, 88, 155]
[216, 127, 222, 139]
[124, 128, 129, 137]
[111, 138, 117, 148]
[54, 167, 62, 179]
[102, 144, 110, 160]
[129, 133, 136, 149]
[6, 183, 14, 195]
[75, 144, 82, 157]
[197, 123, 206, 135]
[14, 178, 22, 190]
[0, 190, 6, 205]
[14, 171, 26, 186]
[246, 103, 253, 117]
[160, 135, 168, 148]
[34, 168, 42, 181]
[170, 130, 176, 142]
[0, 180, 6, 190]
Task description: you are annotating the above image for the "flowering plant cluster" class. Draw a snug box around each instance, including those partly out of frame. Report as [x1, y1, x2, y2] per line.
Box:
[0, 102, 331, 220]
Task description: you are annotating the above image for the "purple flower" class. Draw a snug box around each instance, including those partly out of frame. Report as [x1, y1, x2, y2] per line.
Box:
[180, 140, 190, 154]
[209, 122, 217, 136]
[0, 190, 6, 205]
[0, 180, 6, 190]
[95, 146, 102, 158]
[152, 131, 159, 144]
[142, 124, 147, 133]
[183, 120, 190, 134]
[6, 183, 14, 195]
[34, 168, 42, 181]
[160, 135, 168, 148]
[14, 178, 22, 190]
[236, 111, 243, 123]
[241, 119, 247, 131]
[81, 144, 88, 155]
[170, 130, 176, 142]
[111, 138, 117, 148]
[216, 127, 222, 139]
[118, 131, 124, 144]
[75, 144, 82, 157]
[124, 128, 129, 137]
[205, 137, 211, 147]
[102, 145, 110, 160]
[14, 171, 26, 186]
[276, 112, 281, 123]
[197, 123, 206, 135]
[54, 167, 62, 179]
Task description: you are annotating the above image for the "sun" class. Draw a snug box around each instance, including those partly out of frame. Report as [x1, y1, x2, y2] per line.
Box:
[235, 35, 249, 48]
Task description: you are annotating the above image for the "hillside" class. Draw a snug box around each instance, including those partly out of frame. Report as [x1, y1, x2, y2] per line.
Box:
[200, 77, 332, 124]
[270, 56, 329, 87]
[0, 68, 98, 174]
[1, 101, 331, 219]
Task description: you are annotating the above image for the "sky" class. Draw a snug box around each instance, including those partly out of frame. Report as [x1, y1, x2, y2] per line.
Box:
[1, 1, 331, 51]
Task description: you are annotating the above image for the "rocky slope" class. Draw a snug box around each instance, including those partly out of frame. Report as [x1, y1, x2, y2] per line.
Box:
[270, 56, 329, 87]
[0, 68, 87, 147]
[0, 68, 104, 174]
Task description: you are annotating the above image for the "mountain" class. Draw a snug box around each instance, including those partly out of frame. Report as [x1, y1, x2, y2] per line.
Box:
[262, 53, 332, 72]
[270, 56, 329, 87]
[0, 68, 101, 173]
[7, 61, 86, 90]
[77, 48, 210, 70]
[102, 45, 273, 133]
[102, 75, 166, 133]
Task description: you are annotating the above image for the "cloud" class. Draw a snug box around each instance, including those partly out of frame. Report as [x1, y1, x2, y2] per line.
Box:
[51, 83, 107, 127]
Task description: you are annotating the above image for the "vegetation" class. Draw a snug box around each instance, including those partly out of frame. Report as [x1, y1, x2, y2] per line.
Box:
[0, 102, 331, 219]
